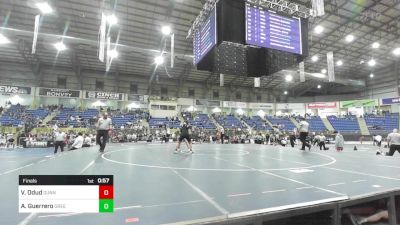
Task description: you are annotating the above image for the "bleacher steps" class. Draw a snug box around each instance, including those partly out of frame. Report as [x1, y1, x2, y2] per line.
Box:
[263, 117, 280, 133]
[239, 116, 252, 131]
[321, 118, 335, 132]
[43, 111, 57, 124]
[141, 120, 150, 134]
[357, 117, 370, 135]
[289, 118, 300, 128]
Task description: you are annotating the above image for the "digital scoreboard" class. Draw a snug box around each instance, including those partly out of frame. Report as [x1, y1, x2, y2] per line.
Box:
[245, 4, 303, 55]
[19, 175, 113, 213]
[193, 7, 217, 65]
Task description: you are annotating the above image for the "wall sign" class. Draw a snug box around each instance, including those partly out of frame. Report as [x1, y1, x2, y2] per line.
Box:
[39, 88, 80, 98]
[85, 91, 123, 100]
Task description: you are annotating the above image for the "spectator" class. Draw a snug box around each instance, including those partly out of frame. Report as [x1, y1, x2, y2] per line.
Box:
[70, 132, 84, 150]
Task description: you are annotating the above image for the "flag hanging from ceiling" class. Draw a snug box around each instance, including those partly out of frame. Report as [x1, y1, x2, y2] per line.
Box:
[98, 13, 106, 62]
[254, 77, 260, 87]
[171, 33, 174, 68]
[311, 0, 325, 17]
[220, 74, 224, 87]
[32, 14, 40, 54]
[299, 62, 305, 82]
[327, 51, 335, 82]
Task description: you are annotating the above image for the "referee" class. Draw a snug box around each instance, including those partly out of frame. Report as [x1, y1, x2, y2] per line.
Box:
[387, 129, 400, 156]
[298, 117, 311, 151]
[96, 112, 112, 152]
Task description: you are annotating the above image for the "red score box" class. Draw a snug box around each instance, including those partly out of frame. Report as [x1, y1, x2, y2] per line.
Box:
[99, 185, 114, 199]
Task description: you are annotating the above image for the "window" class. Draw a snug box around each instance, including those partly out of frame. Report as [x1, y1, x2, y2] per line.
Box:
[161, 87, 168, 96]
[96, 81, 104, 90]
[188, 89, 195, 97]
[151, 105, 160, 110]
[160, 105, 168, 110]
[130, 84, 138, 94]
[236, 92, 242, 100]
[256, 95, 262, 101]
[168, 106, 176, 110]
[213, 90, 219, 99]
[57, 77, 66, 88]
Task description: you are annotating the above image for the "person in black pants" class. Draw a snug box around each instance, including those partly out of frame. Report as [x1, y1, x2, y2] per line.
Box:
[298, 118, 311, 151]
[289, 132, 296, 148]
[54, 129, 66, 154]
[96, 113, 112, 152]
[175, 122, 193, 154]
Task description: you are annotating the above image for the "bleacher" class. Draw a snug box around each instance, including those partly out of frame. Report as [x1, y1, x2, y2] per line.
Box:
[186, 113, 216, 130]
[266, 116, 296, 131]
[214, 115, 246, 129]
[52, 108, 99, 127]
[243, 116, 271, 131]
[0, 105, 49, 127]
[25, 108, 49, 120]
[327, 115, 360, 133]
[364, 114, 399, 134]
[148, 118, 180, 128]
[306, 116, 327, 132]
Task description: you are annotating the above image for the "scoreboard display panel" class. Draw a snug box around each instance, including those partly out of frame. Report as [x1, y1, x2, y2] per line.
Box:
[193, 7, 217, 65]
[245, 4, 303, 55]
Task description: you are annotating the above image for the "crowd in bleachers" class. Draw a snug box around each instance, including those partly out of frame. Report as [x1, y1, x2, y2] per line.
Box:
[0, 104, 49, 127]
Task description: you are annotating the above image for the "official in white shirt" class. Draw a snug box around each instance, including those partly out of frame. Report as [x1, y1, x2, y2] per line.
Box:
[54, 129, 66, 154]
[387, 129, 400, 156]
[298, 117, 311, 151]
[82, 134, 92, 148]
[96, 113, 112, 152]
[70, 133, 84, 150]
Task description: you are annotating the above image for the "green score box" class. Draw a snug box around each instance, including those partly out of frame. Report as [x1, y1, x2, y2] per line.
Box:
[99, 199, 114, 213]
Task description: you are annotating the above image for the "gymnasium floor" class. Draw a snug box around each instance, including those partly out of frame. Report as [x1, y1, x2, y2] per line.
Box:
[1, 143, 400, 225]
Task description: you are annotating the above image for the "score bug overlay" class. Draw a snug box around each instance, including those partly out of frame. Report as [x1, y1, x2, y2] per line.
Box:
[19, 175, 114, 213]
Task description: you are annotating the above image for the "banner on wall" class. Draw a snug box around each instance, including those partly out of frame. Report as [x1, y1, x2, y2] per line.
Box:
[340, 99, 378, 108]
[307, 102, 337, 109]
[195, 100, 220, 107]
[223, 101, 247, 108]
[381, 97, 400, 105]
[85, 91, 123, 100]
[128, 94, 145, 102]
[0, 85, 31, 95]
[39, 88, 80, 98]
[248, 103, 273, 109]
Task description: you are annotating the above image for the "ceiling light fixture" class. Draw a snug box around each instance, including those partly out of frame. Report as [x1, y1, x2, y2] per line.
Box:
[311, 55, 319, 62]
[0, 33, 11, 44]
[345, 34, 355, 43]
[161, 26, 172, 36]
[106, 14, 118, 26]
[314, 25, 324, 34]
[285, 74, 293, 82]
[108, 49, 118, 59]
[371, 42, 380, 49]
[336, 60, 343, 66]
[321, 68, 327, 74]
[368, 59, 376, 67]
[317, 85, 321, 89]
[370, 73, 374, 78]
[155, 55, 164, 65]
[35, 2, 53, 14]
[284, 91, 288, 95]
[393, 47, 400, 56]
[53, 42, 66, 51]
